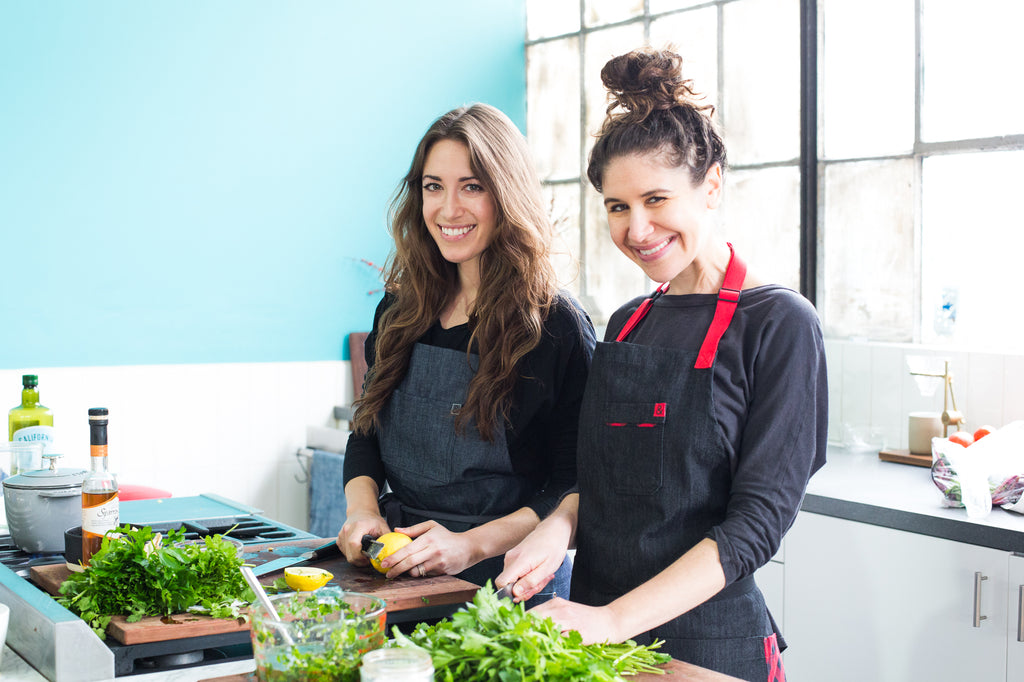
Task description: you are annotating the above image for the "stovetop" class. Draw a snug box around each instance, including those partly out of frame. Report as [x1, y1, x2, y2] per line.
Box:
[0, 493, 318, 679]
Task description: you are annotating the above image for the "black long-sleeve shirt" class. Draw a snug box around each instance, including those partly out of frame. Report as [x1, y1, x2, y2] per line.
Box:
[344, 292, 596, 519]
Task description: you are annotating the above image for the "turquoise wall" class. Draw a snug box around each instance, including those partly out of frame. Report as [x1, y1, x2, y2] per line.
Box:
[0, 2, 526, 368]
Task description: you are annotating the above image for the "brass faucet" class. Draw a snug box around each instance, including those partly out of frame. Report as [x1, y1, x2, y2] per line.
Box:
[910, 359, 964, 437]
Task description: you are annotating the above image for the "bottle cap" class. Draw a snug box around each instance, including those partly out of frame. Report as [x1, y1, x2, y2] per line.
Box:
[88, 408, 109, 420]
[22, 374, 38, 388]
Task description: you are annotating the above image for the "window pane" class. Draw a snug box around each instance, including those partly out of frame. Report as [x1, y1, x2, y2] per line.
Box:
[822, 158, 916, 341]
[719, 166, 801, 292]
[651, 0, 709, 13]
[922, 0, 1024, 141]
[921, 151, 1024, 351]
[583, 183, 649, 324]
[543, 182, 584, 295]
[821, 0, 914, 159]
[583, 23, 646, 156]
[527, 0, 580, 40]
[722, 0, 800, 165]
[527, 38, 581, 181]
[649, 7, 719, 108]
[585, 0, 644, 28]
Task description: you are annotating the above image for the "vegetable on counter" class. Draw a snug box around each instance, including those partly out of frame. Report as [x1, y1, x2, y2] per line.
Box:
[57, 524, 253, 638]
[391, 583, 672, 681]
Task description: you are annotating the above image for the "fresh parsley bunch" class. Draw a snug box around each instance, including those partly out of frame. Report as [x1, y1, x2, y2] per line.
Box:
[57, 525, 254, 638]
[391, 583, 671, 681]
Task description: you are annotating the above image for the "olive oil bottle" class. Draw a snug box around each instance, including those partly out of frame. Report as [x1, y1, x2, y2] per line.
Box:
[9, 374, 55, 453]
[82, 407, 119, 566]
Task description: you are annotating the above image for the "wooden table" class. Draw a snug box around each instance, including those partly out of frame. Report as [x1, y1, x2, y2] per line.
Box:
[30, 537, 478, 645]
[197, 657, 742, 681]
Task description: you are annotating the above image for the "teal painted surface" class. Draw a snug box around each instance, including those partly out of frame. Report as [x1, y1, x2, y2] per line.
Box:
[0, 2, 526, 367]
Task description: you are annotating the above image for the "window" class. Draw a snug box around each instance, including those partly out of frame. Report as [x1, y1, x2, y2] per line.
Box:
[527, 0, 1024, 353]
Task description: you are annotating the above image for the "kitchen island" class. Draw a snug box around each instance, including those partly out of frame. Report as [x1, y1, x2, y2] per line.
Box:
[6, 449, 1024, 681]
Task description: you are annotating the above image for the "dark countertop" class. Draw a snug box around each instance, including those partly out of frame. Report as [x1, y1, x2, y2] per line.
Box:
[803, 445, 1024, 553]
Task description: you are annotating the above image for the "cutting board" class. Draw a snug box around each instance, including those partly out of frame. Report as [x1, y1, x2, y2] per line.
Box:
[879, 447, 932, 468]
[198, 658, 744, 681]
[30, 537, 479, 645]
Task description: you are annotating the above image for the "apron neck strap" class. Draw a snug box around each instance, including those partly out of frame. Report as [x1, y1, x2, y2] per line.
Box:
[694, 242, 746, 369]
[613, 243, 747, 354]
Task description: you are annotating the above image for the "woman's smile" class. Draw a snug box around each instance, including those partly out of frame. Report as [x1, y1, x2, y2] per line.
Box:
[635, 236, 675, 260]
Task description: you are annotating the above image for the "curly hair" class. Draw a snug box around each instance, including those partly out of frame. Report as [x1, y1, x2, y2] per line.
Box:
[587, 47, 727, 190]
[352, 104, 558, 441]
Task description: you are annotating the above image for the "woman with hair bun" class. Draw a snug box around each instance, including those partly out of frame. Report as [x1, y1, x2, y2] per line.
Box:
[497, 48, 827, 680]
[337, 103, 595, 607]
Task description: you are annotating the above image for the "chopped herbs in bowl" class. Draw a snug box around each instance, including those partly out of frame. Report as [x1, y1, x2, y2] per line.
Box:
[250, 588, 387, 682]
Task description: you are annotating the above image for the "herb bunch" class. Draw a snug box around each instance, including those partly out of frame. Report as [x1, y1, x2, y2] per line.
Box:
[391, 583, 671, 681]
[57, 525, 253, 638]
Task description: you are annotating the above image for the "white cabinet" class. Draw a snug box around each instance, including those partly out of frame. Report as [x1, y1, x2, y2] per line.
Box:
[783, 512, 1009, 682]
[1007, 555, 1024, 679]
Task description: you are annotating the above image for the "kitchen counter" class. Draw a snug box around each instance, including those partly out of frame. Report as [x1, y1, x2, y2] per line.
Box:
[805, 444, 1024, 553]
[7, 449, 1024, 681]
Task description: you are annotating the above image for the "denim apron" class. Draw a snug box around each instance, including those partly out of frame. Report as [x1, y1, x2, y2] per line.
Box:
[378, 342, 571, 604]
[570, 247, 785, 682]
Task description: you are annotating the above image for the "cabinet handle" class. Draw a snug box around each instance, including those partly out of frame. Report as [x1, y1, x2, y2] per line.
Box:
[973, 572, 988, 628]
[1018, 586, 1024, 642]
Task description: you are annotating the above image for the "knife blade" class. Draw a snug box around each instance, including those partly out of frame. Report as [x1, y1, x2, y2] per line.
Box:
[252, 540, 342, 576]
[361, 534, 385, 562]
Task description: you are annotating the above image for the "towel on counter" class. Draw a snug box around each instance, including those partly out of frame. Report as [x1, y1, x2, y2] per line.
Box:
[309, 448, 346, 538]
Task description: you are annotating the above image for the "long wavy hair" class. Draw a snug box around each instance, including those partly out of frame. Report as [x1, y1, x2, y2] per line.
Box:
[352, 104, 558, 441]
[587, 47, 727, 190]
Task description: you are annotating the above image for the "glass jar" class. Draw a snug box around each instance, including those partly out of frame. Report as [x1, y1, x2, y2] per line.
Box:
[360, 647, 434, 682]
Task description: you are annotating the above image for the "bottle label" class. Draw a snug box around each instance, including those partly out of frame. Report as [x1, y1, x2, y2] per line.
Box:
[82, 494, 120, 534]
[12, 425, 55, 454]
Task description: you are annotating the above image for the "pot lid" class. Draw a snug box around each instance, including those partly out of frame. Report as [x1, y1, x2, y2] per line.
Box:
[2, 453, 87, 490]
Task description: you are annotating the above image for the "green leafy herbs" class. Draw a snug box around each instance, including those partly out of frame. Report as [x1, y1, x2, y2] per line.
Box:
[390, 583, 672, 681]
[57, 525, 253, 639]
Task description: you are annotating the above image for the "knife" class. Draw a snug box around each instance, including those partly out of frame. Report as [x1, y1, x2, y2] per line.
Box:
[252, 540, 342, 576]
[494, 579, 518, 601]
[361, 534, 385, 563]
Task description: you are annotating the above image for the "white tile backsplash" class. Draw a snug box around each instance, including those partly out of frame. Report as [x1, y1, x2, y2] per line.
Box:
[1, 361, 352, 532]
[827, 340, 1024, 450]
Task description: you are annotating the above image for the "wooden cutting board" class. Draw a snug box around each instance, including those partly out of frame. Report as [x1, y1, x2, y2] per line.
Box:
[198, 658, 744, 681]
[30, 537, 479, 645]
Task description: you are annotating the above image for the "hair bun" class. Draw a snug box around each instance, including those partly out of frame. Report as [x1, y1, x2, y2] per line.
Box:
[601, 47, 706, 122]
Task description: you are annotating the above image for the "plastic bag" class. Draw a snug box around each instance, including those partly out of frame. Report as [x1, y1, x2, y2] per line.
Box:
[931, 421, 1024, 518]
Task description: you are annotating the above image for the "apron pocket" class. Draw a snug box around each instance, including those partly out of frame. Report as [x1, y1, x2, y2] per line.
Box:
[600, 401, 666, 496]
[380, 388, 456, 484]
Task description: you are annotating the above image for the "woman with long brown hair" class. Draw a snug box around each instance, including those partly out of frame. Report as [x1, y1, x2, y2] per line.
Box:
[498, 48, 827, 680]
[337, 103, 595, 604]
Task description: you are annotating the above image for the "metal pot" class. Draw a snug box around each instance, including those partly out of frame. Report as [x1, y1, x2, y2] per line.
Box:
[2, 454, 86, 553]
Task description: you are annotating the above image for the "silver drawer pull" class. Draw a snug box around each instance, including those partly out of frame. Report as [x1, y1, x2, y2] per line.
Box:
[1018, 585, 1024, 642]
[973, 572, 989, 628]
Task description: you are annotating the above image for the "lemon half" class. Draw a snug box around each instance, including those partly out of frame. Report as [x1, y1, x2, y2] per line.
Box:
[370, 532, 412, 574]
[284, 567, 334, 591]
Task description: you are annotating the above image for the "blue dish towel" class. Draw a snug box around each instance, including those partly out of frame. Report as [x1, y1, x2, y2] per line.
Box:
[309, 449, 346, 538]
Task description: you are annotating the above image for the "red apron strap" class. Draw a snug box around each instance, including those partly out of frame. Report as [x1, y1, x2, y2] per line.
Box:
[694, 243, 746, 369]
[615, 281, 670, 343]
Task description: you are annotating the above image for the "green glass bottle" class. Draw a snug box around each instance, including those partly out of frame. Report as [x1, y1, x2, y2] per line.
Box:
[9, 374, 55, 454]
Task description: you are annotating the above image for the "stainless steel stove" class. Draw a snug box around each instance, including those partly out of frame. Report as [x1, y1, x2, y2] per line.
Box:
[0, 493, 317, 681]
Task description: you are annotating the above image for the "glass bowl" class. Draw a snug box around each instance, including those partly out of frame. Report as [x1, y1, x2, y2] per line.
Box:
[250, 588, 386, 682]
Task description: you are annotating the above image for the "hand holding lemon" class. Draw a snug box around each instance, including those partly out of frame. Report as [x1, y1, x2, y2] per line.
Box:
[368, 532, 413, 574]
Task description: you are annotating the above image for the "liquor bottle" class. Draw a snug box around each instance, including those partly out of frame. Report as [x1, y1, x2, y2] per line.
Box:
[9, 374, 55, 454]
[82, 407, 119, 567]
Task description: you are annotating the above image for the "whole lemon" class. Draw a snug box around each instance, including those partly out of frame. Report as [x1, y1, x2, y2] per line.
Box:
[370, 532, 412, 574]
[284, 567, 333, 591]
